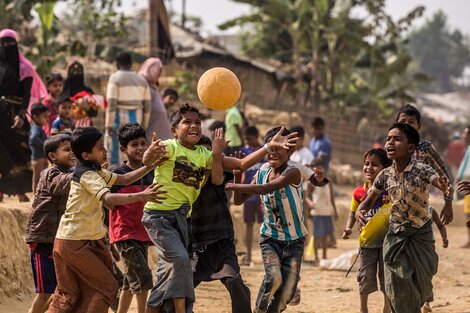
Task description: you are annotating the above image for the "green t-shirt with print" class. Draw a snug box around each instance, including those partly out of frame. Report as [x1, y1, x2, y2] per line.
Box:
[144, 138, 213, 212]
[225, 106, 242, 147]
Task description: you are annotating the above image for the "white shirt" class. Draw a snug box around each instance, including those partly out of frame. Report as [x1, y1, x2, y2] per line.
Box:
[291, 147, 314, 166]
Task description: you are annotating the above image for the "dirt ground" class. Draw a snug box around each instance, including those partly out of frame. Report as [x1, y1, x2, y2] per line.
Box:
[1, 189, 470, 313]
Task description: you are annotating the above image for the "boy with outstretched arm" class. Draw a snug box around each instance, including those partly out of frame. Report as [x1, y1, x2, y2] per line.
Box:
[49, 127, 166, 313]
[355, 123, 452, 313]
[26, 134, 75, 313]
[225, 126, 312, 313]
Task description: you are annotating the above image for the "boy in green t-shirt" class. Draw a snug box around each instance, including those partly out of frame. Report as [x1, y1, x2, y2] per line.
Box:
[142, 104, 298, 313]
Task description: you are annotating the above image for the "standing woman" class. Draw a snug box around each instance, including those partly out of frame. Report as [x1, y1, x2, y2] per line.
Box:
[138, 58, 172, 141]
[0, 29, 46, 202]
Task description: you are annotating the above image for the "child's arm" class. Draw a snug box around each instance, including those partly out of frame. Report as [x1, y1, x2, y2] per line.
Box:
[217, 127, 298, 171]
[226, 168, 301, 196]
[458, 180, 470, 195]
[304, 182, 315, 210]
[432, 209, 448, 248]
[101, 183, 166, 207]
[342, 212, 356, 239]
[355, 190, 380, 226]
[49, 172, 73, 196]
[211, 128, 226, 185]
[432, 176, 454, 225]
[329, 183, 339, 221]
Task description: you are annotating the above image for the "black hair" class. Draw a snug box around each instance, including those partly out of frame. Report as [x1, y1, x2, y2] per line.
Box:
[396, 104, 421, 124]
[116, 51, 132, 67]
[388, 123, 420, 146]
[44, 134, 72, 162]
[30, 103, 49, 116]
[208, 120, 226, 132]
[119, 123, 146, 147]
[162, 88, 179, 100]
[264, 126, 291, 144]
[169, 103, 201, 128]
[363, 148, 392, 168]
[71, 127, 103, 162]
[289, 125, 305, 138]
[45, 72, 63, 85]
[243, 125, 259, 137]
[56, 94, 72, 106]
[311, 117, 325, 129]
[197, 135, 212, 147]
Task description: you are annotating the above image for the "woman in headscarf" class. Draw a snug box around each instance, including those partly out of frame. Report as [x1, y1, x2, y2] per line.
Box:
[61, 60, 105, 128]
[138, 58, 172, 141]
[0, 29, 46, 202]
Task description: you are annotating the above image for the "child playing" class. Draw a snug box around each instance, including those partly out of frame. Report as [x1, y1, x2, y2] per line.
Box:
[305, 172, 338, 264]
[141, 104, 298, 313]
[29, 103, 50, 194]
[108, 123, 155, 313]
[239, 125, 264, 266]
[342, 148, 392, 313]
[51, 95, 75, 135]
[49, 127, 166, 313]
[355, 123, 452, 313]
[42, 73, 64, 136]
[191, 135, 251, 313]
[162, 87, 179, 111]
[225, 126, 308, 313]
[25, 134, 75, 313]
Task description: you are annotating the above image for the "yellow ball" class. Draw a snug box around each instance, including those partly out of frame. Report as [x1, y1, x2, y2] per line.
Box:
[197, 67, 241, 110]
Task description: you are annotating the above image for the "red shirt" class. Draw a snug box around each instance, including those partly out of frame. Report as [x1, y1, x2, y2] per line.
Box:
[42, 95, 58, 136]
[446, 139, 465, 167]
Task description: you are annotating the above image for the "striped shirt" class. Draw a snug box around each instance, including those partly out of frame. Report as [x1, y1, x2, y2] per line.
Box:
[105, 69, 151, 128]
[256, 163, 308, 241]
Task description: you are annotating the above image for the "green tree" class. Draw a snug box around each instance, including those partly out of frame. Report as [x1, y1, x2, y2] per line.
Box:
[408, 10, 470, 92]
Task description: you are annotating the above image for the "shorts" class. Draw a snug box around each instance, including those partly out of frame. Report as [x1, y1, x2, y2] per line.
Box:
[115, 240, 153, 294]
[464, 194, 470, 214]
[243, 201, 263, 224]
[30, 250, 57, 294]
[312, 216, 334, 238]
[357, 247, 385, 295]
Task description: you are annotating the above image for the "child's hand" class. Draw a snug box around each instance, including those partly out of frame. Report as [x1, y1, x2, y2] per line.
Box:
[342, 229, 352, 239]
[211, 127, 229, 156]
[312, 167, 324, 182]
[225, 183, 235, 191]
[143, 132, 168, 168]
[140, 183, 167, 203]
[231, 150, 246, 177]
[435, 176, 453, 197]
[268, 126, 299, 151]
[355, 210, 367, 226]
[442, 237, 449, 248]
[110, 244, 121, 262]
[458, 180, 470, 195]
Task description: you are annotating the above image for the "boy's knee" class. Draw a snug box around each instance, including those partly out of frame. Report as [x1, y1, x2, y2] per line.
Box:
[266, 267, 283, 290]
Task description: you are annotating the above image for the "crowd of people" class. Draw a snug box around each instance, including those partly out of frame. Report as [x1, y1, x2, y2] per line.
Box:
[1, 27, 470, 313]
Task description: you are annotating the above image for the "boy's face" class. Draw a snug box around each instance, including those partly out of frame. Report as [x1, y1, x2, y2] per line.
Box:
[47, 80, 63, 98]
[312, 126, 324, 139]
[120, 137, 148, 164]
[172, 111, 202, 147]
[267, 140, 293, 169]
[163, 94, 178, 109]
[58, 102, 73, 119]
[397, 113, 421, 131]
[33, 111, 50, 126]
[49, 141, 76, 169]
[363, 154, 384, 183]
[82, 137, 107, 164]
[295, 136, 304, 150]
[243, 133, 259, 148]
[385, 128, 415, 160]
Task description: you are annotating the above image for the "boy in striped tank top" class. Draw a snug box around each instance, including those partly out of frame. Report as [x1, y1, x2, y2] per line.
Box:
[226, 126, 307, 313]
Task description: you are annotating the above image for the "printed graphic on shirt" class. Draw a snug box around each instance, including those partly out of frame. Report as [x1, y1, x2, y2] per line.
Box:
[172, 156, 206, 189]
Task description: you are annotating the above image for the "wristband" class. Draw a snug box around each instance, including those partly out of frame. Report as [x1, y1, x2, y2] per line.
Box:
[264, 143, 273, 154]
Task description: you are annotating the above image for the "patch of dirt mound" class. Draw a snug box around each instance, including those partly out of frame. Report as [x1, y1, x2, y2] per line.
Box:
[0, 206, 33, 301]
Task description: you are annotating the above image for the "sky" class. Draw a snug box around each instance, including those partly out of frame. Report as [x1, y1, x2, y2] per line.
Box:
[113, 0, 470, 36]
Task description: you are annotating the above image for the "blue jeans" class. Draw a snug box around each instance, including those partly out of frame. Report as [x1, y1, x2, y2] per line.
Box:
[255, 235, 305, 313]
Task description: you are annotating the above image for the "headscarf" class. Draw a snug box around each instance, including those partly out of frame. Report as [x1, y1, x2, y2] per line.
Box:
[61, 60, 94, 97]
[138, 58, 163, 88]
[0, 29, 47, 104]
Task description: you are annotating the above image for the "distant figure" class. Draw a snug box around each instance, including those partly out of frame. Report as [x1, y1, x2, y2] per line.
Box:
[138, 58, 172, 141]
[29, 103, 50, 194]
[42, 73, 64, 136]
[446, 131, 465, 180]
[457, 126, 470, 248]
[106, 52, 151, 164]
[224, 105, 243, 155]
[162, 87, 179, 111]
[309, 117, 332, 173]
[372, 135, 385, 149]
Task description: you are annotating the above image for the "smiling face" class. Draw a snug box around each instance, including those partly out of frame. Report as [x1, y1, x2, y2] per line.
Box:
[397, 113, 421, 131]
[82, 137, 107, 164]
[363, 154, 384, 184]
[172, 111, 202, 149]
[121, 137, 148, 164]
[385, 128, 415, 160]
[49, 141, 76, 170]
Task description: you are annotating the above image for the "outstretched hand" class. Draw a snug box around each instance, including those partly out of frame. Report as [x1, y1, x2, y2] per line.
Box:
[435, 176, 453, 198]
[231, 150, 246, 176]
[458, 180, 470, 195]
[143, 132, 168, 168]
[140, 183, 167, 203]
[268, 126, 299, 151]
[211, 127, 230, 156]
